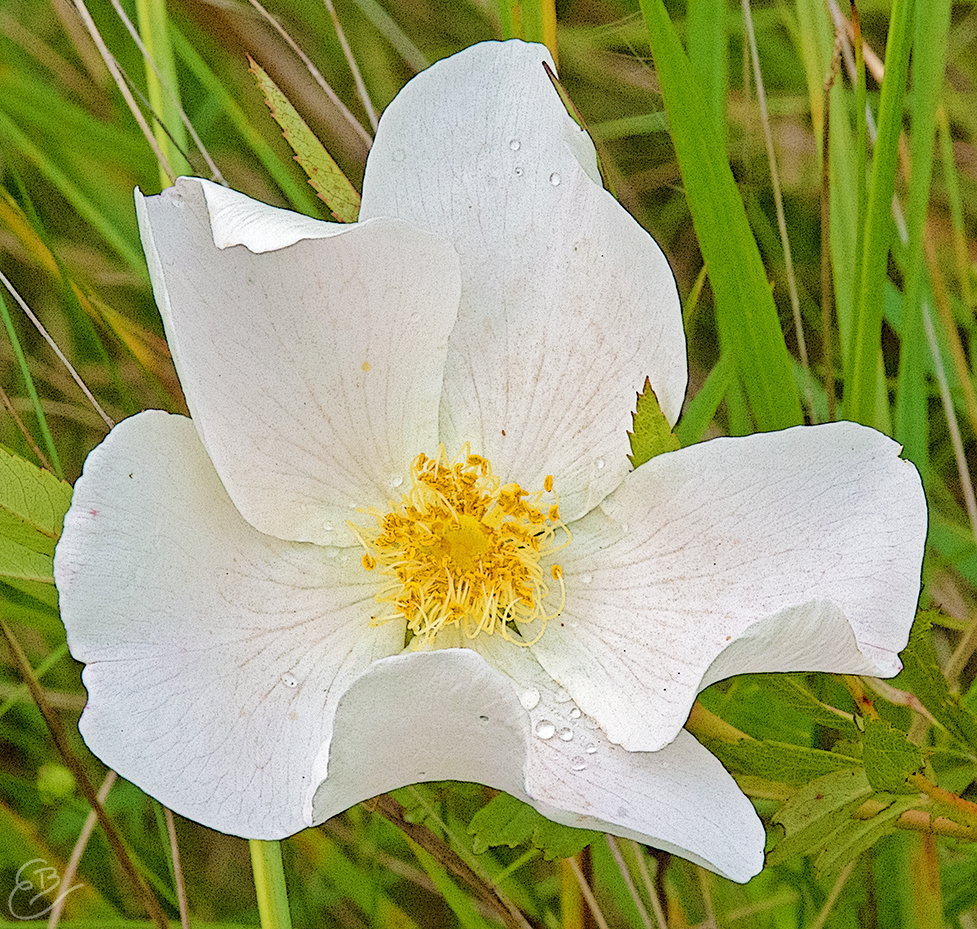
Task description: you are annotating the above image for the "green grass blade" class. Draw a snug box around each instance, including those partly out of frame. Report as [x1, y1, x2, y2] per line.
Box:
[639, 0, 803, 432]
[0, 107, 142, 269]
[852, 4, 869, 319]
[894, 0, 951, 475]
[170, 25, 319, 213]
[0, 289, 62, 478]
[410, 841, 496, 929]
[938, 106, 973, 311]
[518, 0, 557, 61]
[496, 0, 517, 39]
[675, 355, 732, 447]
[844, 0, 916, 427]
[136, 0, 190, 185]
[349, 0, 429, 72]
[793, 0, 834, 152]
[687, 0, 728, 150]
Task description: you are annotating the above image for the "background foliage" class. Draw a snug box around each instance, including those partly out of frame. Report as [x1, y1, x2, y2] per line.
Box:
[0, 0, 975, 926]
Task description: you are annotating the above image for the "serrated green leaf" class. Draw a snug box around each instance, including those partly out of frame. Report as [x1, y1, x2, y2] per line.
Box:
[893, 610, 977, 752]
[628, 377, 680, 469]
[0, 447, 72, 597]
[248, 57, 361, 223]
[758, 674, 860, 738]
[768, 767, 875, 866]
[468, 792, 598, 860]
[0, 541, 56, 586]
[814, 793, 920, 877]
[711, 736, 860, 785]
[862, 718, 925, 793]
[0, 445, 72, 547]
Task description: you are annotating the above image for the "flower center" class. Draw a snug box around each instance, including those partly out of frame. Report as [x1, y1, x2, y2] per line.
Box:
[349, 445, 569, 648]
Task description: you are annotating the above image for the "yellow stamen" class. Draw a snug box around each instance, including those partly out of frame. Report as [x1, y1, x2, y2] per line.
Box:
[348, 445, 569, 648]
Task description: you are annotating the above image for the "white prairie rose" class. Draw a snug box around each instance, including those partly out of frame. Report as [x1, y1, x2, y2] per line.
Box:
[54, 40, 926, 883]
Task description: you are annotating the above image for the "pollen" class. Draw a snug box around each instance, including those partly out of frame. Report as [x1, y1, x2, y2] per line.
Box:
[349, 445, 569, 648]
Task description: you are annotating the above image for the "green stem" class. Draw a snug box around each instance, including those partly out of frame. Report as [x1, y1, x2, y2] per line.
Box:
[249, 840, 292, 929]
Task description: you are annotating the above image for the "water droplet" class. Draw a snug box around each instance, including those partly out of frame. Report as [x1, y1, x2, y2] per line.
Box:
[509, 139, 521, 151]
[580, 573, 593, 585]
[549, 172, 561, 186]
[323, 523, 334, 532]
[555, 687, 572, 704]
[390, 474, 404, 488]
[520, 688, 541, 711]
[535, 720, 556, 739]
[595, 457, 605, 470]
[585, 742, 598, 754]
[558, 727, 573, 741]
[282, 673, 298, 688]
[569, 707, 581, 719]
[571, 756, 587, 772]
[514, 166, 524, 177]
[392, 149, 406, 162]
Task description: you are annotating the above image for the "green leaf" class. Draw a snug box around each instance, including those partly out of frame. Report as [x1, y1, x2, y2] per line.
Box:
[758, 675, 861, 738]
[638, 0, 803, 432]
[814, 792, 920, 877]
[768, 767, 875, 866]
[774, 776, 920, 877]
[0, 447, 71, 609]
[468, 792, 599, 860]
[710, 736, 860, 786]
[0, 445, 72, 554]
[628, 377, 680, 469]
[248, 57, 361, 223]
[862, 718, 925, 793]
[894, 610, 977, 752]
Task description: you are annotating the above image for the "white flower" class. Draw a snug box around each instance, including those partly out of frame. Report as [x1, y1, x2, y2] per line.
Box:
[53, 40, 926, 883]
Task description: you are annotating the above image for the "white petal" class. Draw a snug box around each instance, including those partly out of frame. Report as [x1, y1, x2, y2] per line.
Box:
[136, 177, 461, 546]
[532, 421, 926, 751]
[360, 41, 686, 521]
[312, 644, 763, 882]
[306, 649, 530, 824]
[475, 639, 764, 882]
[54, 411, 402, 838]
[199, 179, 346, 252]
[529, 729, 764, 882]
